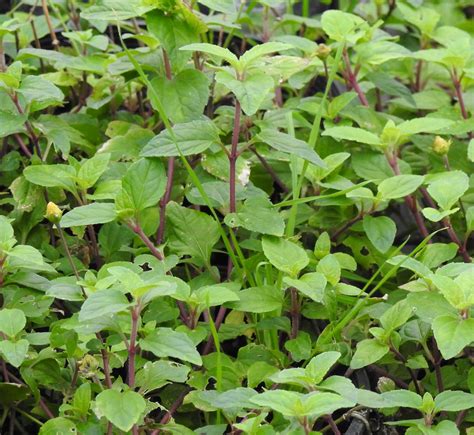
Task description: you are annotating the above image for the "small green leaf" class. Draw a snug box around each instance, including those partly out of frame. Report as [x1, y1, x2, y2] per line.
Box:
[380, 390, 423, 409]
[378, 175, 424, 200]
[39, 417, 77, 435]
[350, 339, 389, 369]
[224, 197, 285, 236]
[77, 153, 111, 190]
[152, 69, 210, 123]
[95, 390, 146, 432]
[226, 286, 283, 313]
[257, 129, 326, 168]
[140, 328, 202, 365]
[141, 120, 220, 157]
[432, 315, 474, 360]
[434, 390, 474, 413]
[60, 203, 117, 228]
[116, 158, 166, 214]
[0, 308, 26, 337]
[363, 215, 396, 253]
[0, 339, 29, 367]
[180, 43, 240, 70]
[78, 290, 131, 322]
[216, 71, 274, 116]
[316, 254, 341, 286]
[166, 201, 220, 267]
[262, 236, 309, 277]
[306, 351, 341, 384]
[322, 126, 380, 146]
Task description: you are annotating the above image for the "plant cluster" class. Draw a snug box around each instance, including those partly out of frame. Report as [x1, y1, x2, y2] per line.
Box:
[0, 0, 473, 434]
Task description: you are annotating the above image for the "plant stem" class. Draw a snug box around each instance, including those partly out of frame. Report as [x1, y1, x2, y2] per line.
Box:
[96, 334, 113, 389]
[129, 222, 164, 261]
[386, 152, 430, 239]
[324, 415, 340, 435]
[343, 49, 369, 107]
[10, 93, 42, 158]
[41, 0, 60, 49]
[229, 99, 241, 213]
[451, 70, 469, 120]
[56, 223, 81, 281]
[157, 157, 175, 244]
[390, 344, 422, 395]
[289, 288, 300, 340]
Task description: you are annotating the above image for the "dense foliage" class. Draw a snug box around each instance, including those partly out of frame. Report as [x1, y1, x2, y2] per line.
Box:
[0, 0, 473, 433]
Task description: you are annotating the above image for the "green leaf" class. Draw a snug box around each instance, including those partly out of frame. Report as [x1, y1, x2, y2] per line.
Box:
[283, 272, 327, 303]
[224, 197, 285, 236]
[239, 42, 292, 69]
[140, 327, 202, 365]
[0, 110, 26, 138]
[316, 254, 341, 286]
[81, 0, 153, 20]
[427, 171, 469, 211]
[380, 390, 423, 409]
[432, 315, 474, 360]
[0, 339, 29, 367]
[141, 120, 220, 157]
[397, 117, 454, 135]
[350, 339, 389, 369]
[216, 71, 274, 116]
[257, 129, 326, 168]
[321, 10, 366, 43]
[0, 216, 14, 245]
[77, 153, 111, 190]
[95, 390, 146, 432]
[136, 361, 190, 393]
[60, 203, 117, 228]
[226, 285, 283, 313]
[468, 138, 474, 162]
[18, 75, 64, 112]
[380, 300, 414, 332]
[78, 290, 131, 322]
[116, 158, 166, 214]
[180, 43, 239, 70]
[249, 390, 302, 416]
[422, 207, 458, 223]
[363, 215, 396, 253]
[23, 164, 77, 193]
[39, 417, 77, 435]
[153, 69, 209, 123]
[322, 126, 380, 146]
[166, 201, 220, 267]
[378, 175, 424, 200]
[262, 236, 309, 277]
[306, 351, 341, 384]
[0, 308, 26, 337]
[73, 383, 91, 416]
[434, 390, 474, 413]
[285, 331, 312, 362]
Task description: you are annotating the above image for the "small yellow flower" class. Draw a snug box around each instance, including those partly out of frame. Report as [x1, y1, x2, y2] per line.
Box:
[432, 136, 451, 156]
[45, 202, 63, 224]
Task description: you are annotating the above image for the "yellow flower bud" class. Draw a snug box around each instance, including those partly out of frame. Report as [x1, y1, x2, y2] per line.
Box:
[432, 136, 451, 156]
[316, 44, 332, 59]
[45, 202, 62, 224]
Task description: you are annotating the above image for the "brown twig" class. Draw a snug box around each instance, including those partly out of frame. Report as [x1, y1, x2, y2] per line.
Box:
[41, 0, 60, 49]
[342, 49, 369, 107]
